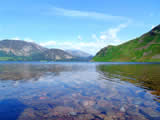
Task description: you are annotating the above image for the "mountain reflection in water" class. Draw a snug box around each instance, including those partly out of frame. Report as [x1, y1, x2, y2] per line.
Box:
[97, 64, 160, 98]
[0, 62, 159, 120]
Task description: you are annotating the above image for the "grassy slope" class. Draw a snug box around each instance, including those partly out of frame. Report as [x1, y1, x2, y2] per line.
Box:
[93, 26, 160, 62]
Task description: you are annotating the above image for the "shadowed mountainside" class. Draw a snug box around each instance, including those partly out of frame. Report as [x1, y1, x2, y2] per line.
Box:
[0, 40, 73, 61]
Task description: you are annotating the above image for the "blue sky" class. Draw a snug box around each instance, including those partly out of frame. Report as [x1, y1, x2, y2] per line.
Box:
[0, 0, 159, 54]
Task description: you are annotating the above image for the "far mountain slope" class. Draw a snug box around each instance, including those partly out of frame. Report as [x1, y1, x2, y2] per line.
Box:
[0, 39, 47, 56]
[93, 24, 160, 62]
[66, 49, 93, 61]
[0, 40, 73, 61]
[66, 49, 92, 58]
[42, 49, 73, 61]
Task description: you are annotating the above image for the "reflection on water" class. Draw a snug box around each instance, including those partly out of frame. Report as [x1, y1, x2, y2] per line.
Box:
[0, 62, 160, 120]
[97, 64, 160, 99]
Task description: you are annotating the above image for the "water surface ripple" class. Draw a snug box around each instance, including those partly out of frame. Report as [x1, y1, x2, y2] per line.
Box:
[0, 62, 160, 120]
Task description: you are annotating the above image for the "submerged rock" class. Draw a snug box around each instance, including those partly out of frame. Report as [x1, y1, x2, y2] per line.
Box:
[70, 112, 77, 116]
[18, 108, 37, 120]
[120, 107, 126, 112]
[48, 106, 75, 117]
[39, 97, 48, 100]
[77, 114, 94, 120]
[82, 100, 95, 107]
[98, 114, 106, 119]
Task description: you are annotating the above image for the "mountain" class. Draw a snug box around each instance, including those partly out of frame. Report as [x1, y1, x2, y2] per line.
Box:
[66, 49, 92, 58]
[66, 49, 93, 61]
[0, 40, 47, 56]
[0, 40, 73, 61]
[93, 24, 160, 62]
[41, 49, 73, 61]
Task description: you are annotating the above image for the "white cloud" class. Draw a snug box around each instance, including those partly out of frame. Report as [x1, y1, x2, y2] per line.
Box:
[40, 41, 100, 55]
[91, 34, 99, 41]
[12, 37, 20, 40]
[39, 23, 128, 55]
[47, 7, 130, 22]
[9, 23, 128, 55]
[98, 23, 128, 43]
[151, 25, 155, 29]
[11, 37, 34, 42]
[77, 35, 82, 40]
[24, 38, 34, 42]
[40, 41, 57, 46]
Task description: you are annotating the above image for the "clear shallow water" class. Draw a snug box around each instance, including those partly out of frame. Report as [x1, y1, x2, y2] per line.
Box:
[0, 62, 160, 120]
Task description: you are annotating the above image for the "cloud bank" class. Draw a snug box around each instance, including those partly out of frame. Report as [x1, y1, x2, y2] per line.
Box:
[40, 23, 128, 55]
[46, 7, 131, 22]
[11, 37, 34, 42]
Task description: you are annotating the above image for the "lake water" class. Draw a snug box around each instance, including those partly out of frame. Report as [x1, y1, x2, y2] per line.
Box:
[0, 62, 160, 120]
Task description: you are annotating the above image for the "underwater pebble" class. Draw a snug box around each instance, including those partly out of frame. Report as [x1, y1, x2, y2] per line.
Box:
[70, 112, 77, 116]
[82, 100, 95, 107]
[120, 107, 126, 112]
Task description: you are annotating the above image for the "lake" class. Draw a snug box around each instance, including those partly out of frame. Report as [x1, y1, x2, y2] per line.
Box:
[0, 62, 160, 120]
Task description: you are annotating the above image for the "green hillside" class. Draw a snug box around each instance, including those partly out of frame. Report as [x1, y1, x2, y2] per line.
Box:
[93, 24, 160, 62]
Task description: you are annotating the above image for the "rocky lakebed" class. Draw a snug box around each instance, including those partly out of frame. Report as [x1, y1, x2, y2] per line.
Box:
[0, 62, 160, 120]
